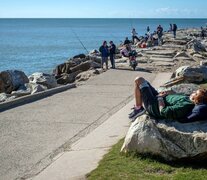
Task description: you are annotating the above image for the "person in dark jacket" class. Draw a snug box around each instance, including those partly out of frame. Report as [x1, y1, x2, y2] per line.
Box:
[128, 76, 207, 122]
[109, 41, 116, 69]
[99, 41, 109, 70]
[172, 24, 177, 38]
[201, 27, 205, 39]
[124, 37, 131, 45]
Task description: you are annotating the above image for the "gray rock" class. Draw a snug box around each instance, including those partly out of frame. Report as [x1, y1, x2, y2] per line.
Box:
[73, 54, 86, 59]
[57, 71, 82, 85]
[0, 70, 29, 94]
[11, 89, 31, 97]
[0, 93, 8, 102]
[90, 61, 101, 69]
[28, 72, 58, 89]
[54, 61, 77, 75]
[175, 65, 207, 83]
[121, 115, 207, 161]
[158, 83, 200, 96]
[75, 69, 100, 82]
[200, 60, 207, 66]
[28, 83, 47, 94]
[88, 55, 102, 64]
[174, 51, 189, 59]
[70, 61, 92, 73]
[186, 39, 206, 52]
[89, 49, 99, 55]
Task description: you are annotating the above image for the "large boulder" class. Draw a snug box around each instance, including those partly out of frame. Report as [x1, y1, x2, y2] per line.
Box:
[28, 83, 47, 94]
[56, 71, 82, 85]
[54, 61, 77, 75]
[186, 39, 206, 52]
[75, 69, 100, 82]
[73, 53, 86, 59]
[159, 83, 200, 96]
[70, 61, 92, 73]
[0, 70, 29, 94]
[174, 65, 207, 83]
[28, 72, 58, 89]
[121, 115, 207, 161]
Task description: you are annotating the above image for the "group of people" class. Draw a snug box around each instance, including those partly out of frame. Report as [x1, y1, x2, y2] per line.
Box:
[100, 23, 180, 69]
[128, 76, 207, 123]
[99, 41, 116, 70]
[129, 24, 178, 48]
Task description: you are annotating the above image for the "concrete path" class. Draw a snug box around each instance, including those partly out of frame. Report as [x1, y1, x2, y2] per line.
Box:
[0, 69, 162, 180]
[33, 73, 171, 180]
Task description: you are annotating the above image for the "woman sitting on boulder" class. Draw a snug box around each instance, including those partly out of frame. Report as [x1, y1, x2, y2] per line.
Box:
[128, 76, 207, 122]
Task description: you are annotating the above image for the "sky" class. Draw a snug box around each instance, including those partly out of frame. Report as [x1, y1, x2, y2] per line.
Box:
[1, 0, 207, 18]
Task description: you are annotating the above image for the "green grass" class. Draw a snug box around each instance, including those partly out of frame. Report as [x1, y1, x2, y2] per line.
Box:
[87, 139, 207, 180]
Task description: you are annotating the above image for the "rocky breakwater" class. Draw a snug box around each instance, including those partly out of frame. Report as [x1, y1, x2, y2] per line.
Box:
[54, 52, 103, 85]
[115, 28, 207, 73]
[0, 51, 104, 103]
[121, 64, 207, 162]
[1, 27, 207, 104]
[0, 70, 58, 103]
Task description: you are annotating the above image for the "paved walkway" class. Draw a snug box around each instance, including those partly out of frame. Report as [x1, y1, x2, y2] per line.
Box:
[0, 69, 171, 180]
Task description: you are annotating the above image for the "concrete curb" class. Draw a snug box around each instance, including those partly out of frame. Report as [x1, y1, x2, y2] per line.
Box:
[0, 83, 76, 112]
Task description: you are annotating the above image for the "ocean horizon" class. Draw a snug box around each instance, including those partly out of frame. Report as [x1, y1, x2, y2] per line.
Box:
[1, 18, 207, 75]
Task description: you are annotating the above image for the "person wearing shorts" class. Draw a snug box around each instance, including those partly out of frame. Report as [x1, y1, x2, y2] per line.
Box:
[128, 77, 197, 122]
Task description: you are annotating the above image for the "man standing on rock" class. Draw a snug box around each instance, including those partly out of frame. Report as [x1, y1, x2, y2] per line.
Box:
[131, 28, 140, 44]
[99, 41, 109, 70]
[157, 25, 163, 45]
[109, 41, 116, 69]
[172, 24, 177, 38]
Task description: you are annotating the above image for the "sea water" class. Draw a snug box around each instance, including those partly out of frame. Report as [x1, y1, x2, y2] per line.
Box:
[0, 18, 207, 75]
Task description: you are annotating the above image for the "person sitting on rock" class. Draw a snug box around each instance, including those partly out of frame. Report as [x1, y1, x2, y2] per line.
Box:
[128, 76, 207, 122]
[124, 37, 131, 45]
[120, 45, 130, 57]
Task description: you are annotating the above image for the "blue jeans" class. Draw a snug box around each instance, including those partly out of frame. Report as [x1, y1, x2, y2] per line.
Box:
[109, 54, 115, 68]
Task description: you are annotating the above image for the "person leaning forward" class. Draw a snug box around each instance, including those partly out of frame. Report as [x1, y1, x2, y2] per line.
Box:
[99, 41, 109, 70]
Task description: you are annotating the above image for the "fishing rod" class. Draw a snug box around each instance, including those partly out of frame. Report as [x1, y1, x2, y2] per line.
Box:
[71, 28, 89, 54]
